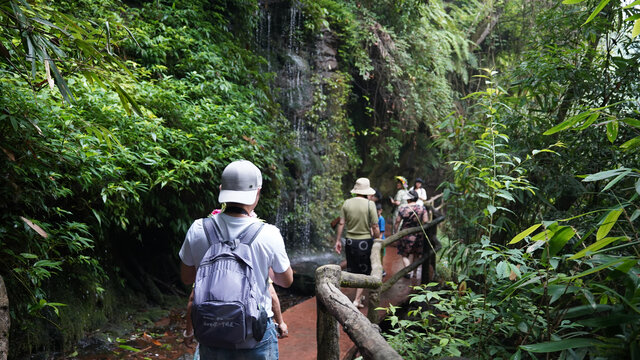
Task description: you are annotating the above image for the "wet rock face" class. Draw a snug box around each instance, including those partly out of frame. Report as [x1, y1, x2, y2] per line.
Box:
[0, 276, 9, 360]
[315, 31, 338, 73]
[256, 1, 342, 252]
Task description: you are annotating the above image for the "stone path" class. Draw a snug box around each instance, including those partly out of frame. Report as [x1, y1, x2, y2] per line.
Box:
[278, 247, 417, 360]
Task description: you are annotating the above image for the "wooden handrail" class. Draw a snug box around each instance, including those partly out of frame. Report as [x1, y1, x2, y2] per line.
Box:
[316, 265, 402, 360]
[315, 216, 445, 359]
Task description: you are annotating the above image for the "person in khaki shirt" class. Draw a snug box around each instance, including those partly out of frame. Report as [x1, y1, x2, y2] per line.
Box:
[334, 178, 381, 308]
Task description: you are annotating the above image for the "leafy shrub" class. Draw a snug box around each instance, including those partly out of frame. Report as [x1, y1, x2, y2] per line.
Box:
[0, 0, 284, 355]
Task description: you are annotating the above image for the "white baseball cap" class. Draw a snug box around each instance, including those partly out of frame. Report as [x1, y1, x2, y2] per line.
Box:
[218, 160, 262, 205]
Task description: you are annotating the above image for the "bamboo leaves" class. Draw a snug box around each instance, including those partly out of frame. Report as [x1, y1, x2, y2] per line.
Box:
[509, 224, 542, 244]
[564, 0, 640, 38]
[0, 0, 140, 113]
[582, 167, 640, 193]
[583, 0, 611, 25]
[596, 208, 623, 240]
[521, 338, 603, 353]
[569, 236, 627, 259]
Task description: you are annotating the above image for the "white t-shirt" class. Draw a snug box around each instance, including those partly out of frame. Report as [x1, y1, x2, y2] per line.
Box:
[179, 213, 290, 318]
[410, 187, 428, 206]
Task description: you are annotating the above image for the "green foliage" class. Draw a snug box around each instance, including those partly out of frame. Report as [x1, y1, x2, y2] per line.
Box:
[408, 2, 640, 359]
[383, 282, 545, 359]
[353, 0, 475, 167]
[302, 0, 480, 174]
[385, 0, 640, 358]
[1, 0, 283, 355]
[305, 72, 361, 242]
[442, 71, 562, 244]
[0, 0, 140, 112]
[300, 0, 374, 79]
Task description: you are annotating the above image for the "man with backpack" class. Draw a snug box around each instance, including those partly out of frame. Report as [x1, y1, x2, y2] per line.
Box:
[179, 160, 293, 359]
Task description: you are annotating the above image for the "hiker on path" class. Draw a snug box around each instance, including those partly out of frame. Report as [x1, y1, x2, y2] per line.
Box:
[394, 190, 429, 280]
[179, 160, 293, 359]
[409, 178, 428, 206]
[390, 176, 409, 233]
[183, 207, 289, 349]
[374, 202, 387, 277]
[334, 178, 381, 308]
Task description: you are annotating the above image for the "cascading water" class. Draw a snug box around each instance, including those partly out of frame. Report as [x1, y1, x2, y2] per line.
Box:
[255, 0, 349, 294]
[256, 1, 316, 253]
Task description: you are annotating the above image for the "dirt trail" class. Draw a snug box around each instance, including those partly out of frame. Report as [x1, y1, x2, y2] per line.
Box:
[57, 288, 309, 360]
[60, 307, 195, 360]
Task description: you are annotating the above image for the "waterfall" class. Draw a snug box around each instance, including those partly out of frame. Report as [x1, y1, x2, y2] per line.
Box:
[256, 0, 315, 252]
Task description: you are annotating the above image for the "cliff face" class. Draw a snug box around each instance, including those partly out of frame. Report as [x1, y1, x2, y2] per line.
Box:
[256, 1, 356, 253]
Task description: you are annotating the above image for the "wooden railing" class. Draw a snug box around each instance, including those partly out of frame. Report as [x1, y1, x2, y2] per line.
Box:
[315, 216, 445, 360]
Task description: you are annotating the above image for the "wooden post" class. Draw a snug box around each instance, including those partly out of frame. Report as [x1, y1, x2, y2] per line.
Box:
[316, 265, 341, 360]
[316, 266, 402, 360]
[0, 276, 9, 360]
[367, 239, 384, 324]
[367, 288, 381, 324]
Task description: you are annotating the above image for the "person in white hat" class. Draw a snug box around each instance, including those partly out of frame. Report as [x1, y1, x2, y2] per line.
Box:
[179, 160, 293, 358]
[334, 177, 381, 308]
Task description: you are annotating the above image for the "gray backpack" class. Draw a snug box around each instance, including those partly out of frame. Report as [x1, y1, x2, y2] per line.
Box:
[192, 217, 269, 349]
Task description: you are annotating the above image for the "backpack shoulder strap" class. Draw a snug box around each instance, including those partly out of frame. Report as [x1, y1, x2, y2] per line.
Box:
[364, 199, 377, 233]
[202, 217, 224, 246]
[237, 222, 265, 246]
[206, 217, 264, 249]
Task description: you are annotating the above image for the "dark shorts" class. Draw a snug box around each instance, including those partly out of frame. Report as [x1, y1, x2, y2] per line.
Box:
[345, 238, 373, 275]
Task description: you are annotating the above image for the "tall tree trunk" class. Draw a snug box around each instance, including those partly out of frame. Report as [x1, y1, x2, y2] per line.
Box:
[473, 11, 502, 47]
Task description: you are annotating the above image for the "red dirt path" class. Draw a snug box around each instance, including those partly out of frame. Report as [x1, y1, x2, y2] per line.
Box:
[278, 247, 415, 360]
[62, 247, 414, 360]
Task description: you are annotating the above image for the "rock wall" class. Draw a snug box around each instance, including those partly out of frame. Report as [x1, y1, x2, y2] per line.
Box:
[257, 1, 354, 254]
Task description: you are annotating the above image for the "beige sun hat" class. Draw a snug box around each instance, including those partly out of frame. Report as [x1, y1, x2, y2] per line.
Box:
[350, 177, 376, 196]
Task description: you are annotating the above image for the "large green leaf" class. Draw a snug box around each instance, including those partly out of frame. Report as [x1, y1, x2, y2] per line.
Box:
[621, 118, 640, 128]
[601, 169, 632, 191]
[605, 120, 618, 143]
[543, 112, 590, 135]
[568, 257, 628, 280]
[596, 208, 623, 240]
[547, 226, 576, 257]
[621, 136, 640, 151]
[583, 0, 611, 25]
[624, 1, 640, 9]
[509, 224, 542, 244]
[576, 112, 600, 130]
[539, 284, 580, 304]
[583, 168, 630, 182]
[530, 229, 553, 242]
[520, 338, 602, 353]
[569, 236, 627, 259]
[633, 18, 640, 38]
